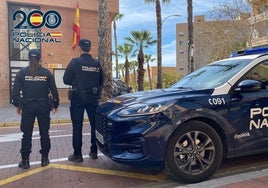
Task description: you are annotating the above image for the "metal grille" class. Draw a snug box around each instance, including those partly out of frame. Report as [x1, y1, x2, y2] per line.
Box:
[96, 111, 112, 136]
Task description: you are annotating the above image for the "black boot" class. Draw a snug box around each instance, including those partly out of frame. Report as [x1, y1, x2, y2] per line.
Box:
[89, 152, 98, 159]
[18, 159, 30, 169]
[68, 154, 83, 162]
[90, 144, 98, 159]
[41, 155, 50, 167]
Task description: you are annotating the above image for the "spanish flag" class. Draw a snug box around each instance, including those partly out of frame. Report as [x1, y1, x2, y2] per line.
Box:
[72, 2, 80, 49]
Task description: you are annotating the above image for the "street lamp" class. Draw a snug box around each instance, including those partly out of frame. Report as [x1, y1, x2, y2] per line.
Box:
[162, 14, 181, 25]
[156, 14, 181, 89]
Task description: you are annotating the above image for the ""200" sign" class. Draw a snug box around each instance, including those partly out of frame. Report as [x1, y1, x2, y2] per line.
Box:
[13, 10, 61, 29]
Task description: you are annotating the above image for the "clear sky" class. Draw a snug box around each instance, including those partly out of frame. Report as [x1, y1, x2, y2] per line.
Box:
[114, 0, 223, 67]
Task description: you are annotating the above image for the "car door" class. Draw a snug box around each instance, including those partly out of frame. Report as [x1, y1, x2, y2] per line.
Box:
[228, 60, 268, 154]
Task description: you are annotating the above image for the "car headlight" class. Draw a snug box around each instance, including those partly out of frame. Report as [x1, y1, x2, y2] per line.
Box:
[117, 100, 176, 117]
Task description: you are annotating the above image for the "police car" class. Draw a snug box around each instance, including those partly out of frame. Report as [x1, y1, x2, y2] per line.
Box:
[95, 47, 268, 183]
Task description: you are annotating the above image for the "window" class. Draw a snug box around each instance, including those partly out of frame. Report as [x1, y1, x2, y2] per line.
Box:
[224, 30, 229, 34]
[243, 61, 268, 89]
[259, 6, 267, 14]
[54, 69, 69, 89]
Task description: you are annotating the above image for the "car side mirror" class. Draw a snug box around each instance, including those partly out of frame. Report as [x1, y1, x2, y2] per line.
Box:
[234, 80, 262, 93]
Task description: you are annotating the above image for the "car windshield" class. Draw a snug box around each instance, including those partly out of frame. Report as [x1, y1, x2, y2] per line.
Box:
[170, 58, 253, 90]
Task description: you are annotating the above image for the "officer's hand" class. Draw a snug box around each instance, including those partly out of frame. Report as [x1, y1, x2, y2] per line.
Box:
[16, 107, 22, 115]
[51, 108, 58, 114]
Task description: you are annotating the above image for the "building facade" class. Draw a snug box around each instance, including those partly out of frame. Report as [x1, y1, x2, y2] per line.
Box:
[176, 15, 250, 76]
[248, 0, 268, 48]
[176, 1, 268, 77]
[0, 0, 119, 106]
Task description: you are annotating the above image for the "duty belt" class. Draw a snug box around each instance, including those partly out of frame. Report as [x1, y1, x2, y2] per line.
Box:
[72, 87, 98, 94]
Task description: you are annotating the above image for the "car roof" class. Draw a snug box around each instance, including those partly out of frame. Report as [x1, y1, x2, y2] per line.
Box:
[228, 54, 262, 61]
[212, 54, 267, 65]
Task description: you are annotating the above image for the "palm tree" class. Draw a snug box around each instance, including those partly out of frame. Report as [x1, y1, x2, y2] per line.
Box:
[145, 0, 170, 89]
[187, 0, 194, 73]
[129, 60, 138, 91]
[125, 30, 157, 91]
[118, 63, 125, 78]
[117, 43, 133, 84]
[113, 13, 124, 78]
[144, 54, 156, 90]
[98, 0, 113, 100]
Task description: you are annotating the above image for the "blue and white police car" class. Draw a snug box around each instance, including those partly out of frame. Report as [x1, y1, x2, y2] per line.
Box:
[95, 47, 268, 183]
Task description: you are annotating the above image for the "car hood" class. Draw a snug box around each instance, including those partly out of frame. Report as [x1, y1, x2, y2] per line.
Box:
[108, 88, 213, 105]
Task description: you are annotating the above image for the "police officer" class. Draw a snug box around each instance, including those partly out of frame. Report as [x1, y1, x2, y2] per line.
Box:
[12, 49, 59, 169]
[63, 39, 103, 161]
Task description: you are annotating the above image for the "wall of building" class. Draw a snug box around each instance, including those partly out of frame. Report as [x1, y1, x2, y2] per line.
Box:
[0, 1, 10, 105]
[248, 0, 268, 48]
[0, 0, 119, 105]
[176, 23, 188, 75]
[177, 1, 268, 77]
[176, 15, 250, 77]
[7, 0, 119, 12]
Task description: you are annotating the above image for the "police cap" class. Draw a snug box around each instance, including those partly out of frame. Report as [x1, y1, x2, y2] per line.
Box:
[28, 49, 41, 61]
[79, 39, 91, 52]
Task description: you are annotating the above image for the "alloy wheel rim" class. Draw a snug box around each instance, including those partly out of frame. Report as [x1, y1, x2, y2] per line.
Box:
[174, 131, 216, 175]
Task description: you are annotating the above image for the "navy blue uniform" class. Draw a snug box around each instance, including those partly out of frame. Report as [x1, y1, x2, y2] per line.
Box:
[12, 66, 59, 159]
[63, 53, 103, 156]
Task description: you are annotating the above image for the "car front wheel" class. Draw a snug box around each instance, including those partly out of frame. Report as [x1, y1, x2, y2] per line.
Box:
[165, 120, 223, 183]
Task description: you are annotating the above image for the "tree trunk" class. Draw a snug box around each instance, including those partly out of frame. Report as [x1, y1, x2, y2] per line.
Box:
[113, 21, 119, 78]
[187, 0, 194, 73]
[133, 68, 137, 91]
[125, 58, 130, 84]
[98, 0, 113, 100]
[147, 62, 152, 90]
[137, 48, 145, 91]
[156, 0, 162, 88]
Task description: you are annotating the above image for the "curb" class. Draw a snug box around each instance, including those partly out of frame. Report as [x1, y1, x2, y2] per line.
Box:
[0, 119, 89, 127]
[0, 121, 21, 127]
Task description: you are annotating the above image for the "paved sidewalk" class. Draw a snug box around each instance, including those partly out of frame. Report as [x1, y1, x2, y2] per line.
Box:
[0, 103, 76, 126]
[0, 103, 268, 188]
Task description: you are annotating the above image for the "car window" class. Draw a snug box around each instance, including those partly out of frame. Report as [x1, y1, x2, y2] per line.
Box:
[242, 60, 268, 89]
[170, 59, 252, 90]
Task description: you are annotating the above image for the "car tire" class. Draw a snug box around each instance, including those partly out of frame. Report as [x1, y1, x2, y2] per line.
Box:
[165, 120, 223, 183]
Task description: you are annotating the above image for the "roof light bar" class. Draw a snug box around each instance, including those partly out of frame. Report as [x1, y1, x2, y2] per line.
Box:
[230, 47, 268, 57]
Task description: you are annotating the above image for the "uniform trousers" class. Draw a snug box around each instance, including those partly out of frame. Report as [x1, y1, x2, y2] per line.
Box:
[70, 97, 98, 156]
[20, 100, 51, 158]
